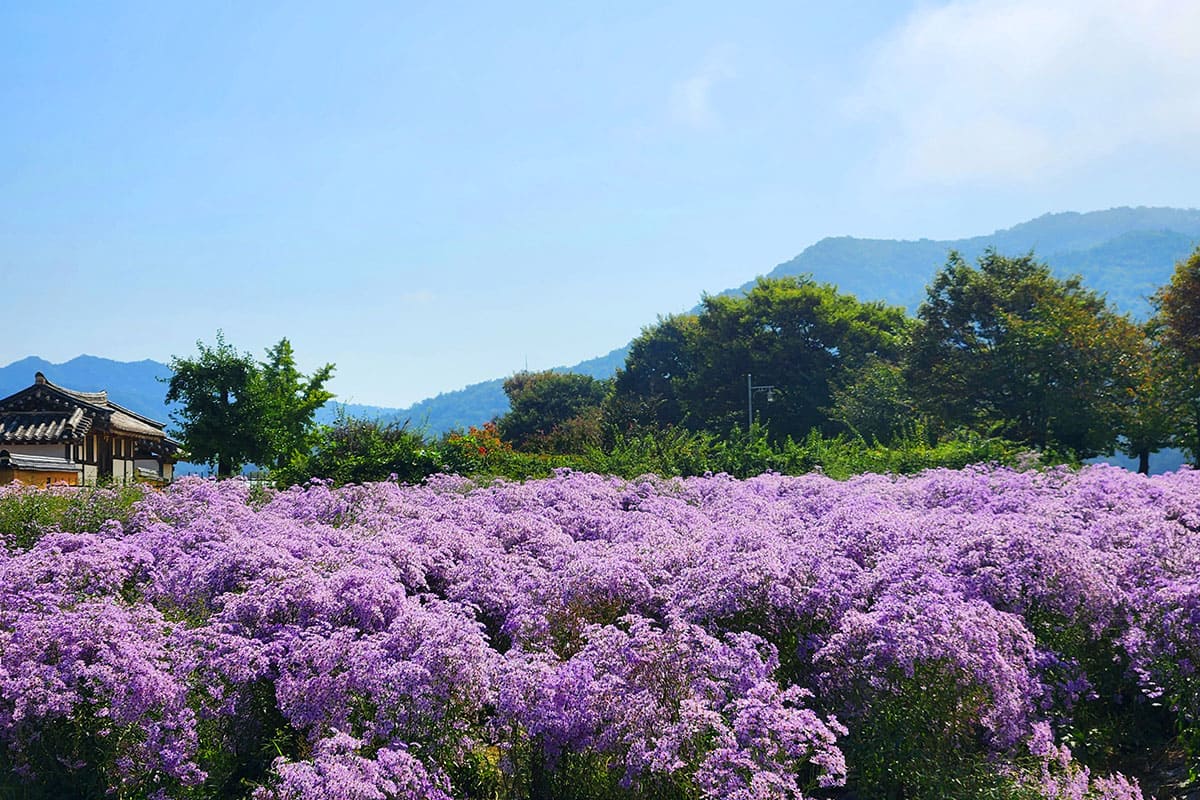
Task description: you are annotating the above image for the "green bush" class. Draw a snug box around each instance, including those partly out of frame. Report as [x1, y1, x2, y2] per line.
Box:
[573, 423, 1041, 482]
[273, 415, 441, 486]
[0, 483, 144, 551]
[269, 410, 1062, 488]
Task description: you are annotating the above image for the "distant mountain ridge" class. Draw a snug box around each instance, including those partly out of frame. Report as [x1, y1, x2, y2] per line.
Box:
[4, 207, 1198, 437]
[757, 207, 1200, 317]
[0, 356, 174, 422]
[388, 345, 629, 434]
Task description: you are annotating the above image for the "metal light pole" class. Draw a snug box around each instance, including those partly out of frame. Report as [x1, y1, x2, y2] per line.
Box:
[747, 373, 775, 427]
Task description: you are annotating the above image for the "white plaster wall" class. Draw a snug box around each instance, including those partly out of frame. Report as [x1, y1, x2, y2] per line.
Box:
[83, 465, 99, 484]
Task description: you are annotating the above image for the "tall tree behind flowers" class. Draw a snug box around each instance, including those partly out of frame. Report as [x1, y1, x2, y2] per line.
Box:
[908, 249, 1142, 458]
[166, 333, 334, 476]
[1152, 247, 1200, 465]
[259, 338, 335, 470]
[165, 331, 261, 477]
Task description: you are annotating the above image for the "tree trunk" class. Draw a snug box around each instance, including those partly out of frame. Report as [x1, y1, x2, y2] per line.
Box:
[218, 456, 233, 478]
[1138, 449, 1150, 475]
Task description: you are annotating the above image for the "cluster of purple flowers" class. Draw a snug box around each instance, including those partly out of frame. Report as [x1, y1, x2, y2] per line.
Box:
[1, 464, 1197, 798]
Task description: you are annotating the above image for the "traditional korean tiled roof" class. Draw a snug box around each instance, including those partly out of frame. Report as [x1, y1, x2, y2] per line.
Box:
[107, 407, 171, 439]
[53, 386, 110, 406]
[42, 379, 173, 438]
[0, 408, 90, 443]
[0, 449, 82, 473]
[0, 373, 180, 452]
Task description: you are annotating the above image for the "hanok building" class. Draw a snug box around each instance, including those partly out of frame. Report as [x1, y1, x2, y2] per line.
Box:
[0, 373, 180, 486]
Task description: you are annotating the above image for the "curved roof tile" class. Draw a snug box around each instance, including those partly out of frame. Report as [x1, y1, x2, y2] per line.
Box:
[0, 408, 89, 443]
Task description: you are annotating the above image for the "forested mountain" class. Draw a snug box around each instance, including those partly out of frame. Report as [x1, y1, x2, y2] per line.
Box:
[757, 208, 1200, 317]
[0, 356, 174, 421]
[4, 206, 1198, 436]
[0, 355, 396, 431]
[420, 207, 1199, 431]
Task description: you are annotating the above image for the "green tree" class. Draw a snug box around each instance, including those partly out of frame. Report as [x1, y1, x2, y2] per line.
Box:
[687, 277, 913, 440]
[826, 356, 916, 443]
[1153, 247, 1200, 466]
[908, 249, 1141, 457]
[603, 314, 699, 434]
[259, 338, 335, 470]
[1118, 324, 1176, 474]
[165, 333, 335, 476]
[164, 332, 261, 477]
[496, 371, 609, 452]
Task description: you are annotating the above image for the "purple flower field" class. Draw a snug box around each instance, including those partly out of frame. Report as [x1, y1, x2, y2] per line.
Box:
[1, 465, 1198, 799]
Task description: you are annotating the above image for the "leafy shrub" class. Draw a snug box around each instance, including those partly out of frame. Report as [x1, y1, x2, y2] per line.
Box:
[0, 482, 143, 552]
[274, 415, 441, 486]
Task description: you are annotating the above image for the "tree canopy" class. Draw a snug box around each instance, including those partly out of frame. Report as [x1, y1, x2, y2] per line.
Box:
[1152, 247, 1200, 465]
[164, 332, 261, 477]
[907, 249, 1142, 457]
[165, 333, 334, 476]
[496, 370, 608, 452]
[258, 338, 335, 470]
[604, 314, 699, 434]
[606, 277, 912, 441]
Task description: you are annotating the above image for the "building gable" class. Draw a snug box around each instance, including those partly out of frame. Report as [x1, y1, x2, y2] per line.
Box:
[0, 372, 178, 485]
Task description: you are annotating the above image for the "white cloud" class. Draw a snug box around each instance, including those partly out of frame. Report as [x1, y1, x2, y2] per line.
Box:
[670, 47, 736, 129]
[851, 0, 1200, 185]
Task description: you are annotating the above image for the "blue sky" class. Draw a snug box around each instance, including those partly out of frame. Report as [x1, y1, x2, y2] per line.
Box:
[3, 1, 1199, 407]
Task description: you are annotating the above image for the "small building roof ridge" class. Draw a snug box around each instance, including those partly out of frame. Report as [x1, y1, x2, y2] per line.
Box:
[0, 409, 84, 443]
[104, 399, 168, 430]
[36, 375, 169, 430]
[30, 376, 111, 412]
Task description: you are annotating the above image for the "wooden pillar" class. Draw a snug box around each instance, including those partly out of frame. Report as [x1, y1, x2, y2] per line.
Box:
[99, 436, 113, 480]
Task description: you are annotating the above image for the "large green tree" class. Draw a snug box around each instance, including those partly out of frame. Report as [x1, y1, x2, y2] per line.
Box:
[907, 249, 1142, 457]
[603, 314, 699, 434]
[687, 277, 912, 440]
[606, 278, 912, 441]
[1152, 247, 1200, 466]
[825, 356, 916, 443]
[259, 338, 335, 470]
[165, 332, 262, 477]
[166, 333, 334, 476]
[1118, 322, 1176, 474]
[496, 370, 609, 452]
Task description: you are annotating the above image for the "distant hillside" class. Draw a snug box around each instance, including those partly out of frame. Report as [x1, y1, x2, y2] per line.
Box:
[0, 355, 406, 430]
[463, 206, 1195, 442]
[1049, 230, 1199, 314]
[372, 345, 630, 434]
[5, 207, 1198, 442]
[757, 207, 1200, 318]
[0, 356, 174, 422]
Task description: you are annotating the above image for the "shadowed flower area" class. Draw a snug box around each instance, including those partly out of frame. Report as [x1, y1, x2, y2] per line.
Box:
[0, 465, 1197, 799]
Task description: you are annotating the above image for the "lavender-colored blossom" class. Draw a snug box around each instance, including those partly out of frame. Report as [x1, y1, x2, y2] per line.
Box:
[4, 464, 1195, 798]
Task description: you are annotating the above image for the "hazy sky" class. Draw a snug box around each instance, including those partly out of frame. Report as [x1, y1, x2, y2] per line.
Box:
[4, 1, 1199, 407]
